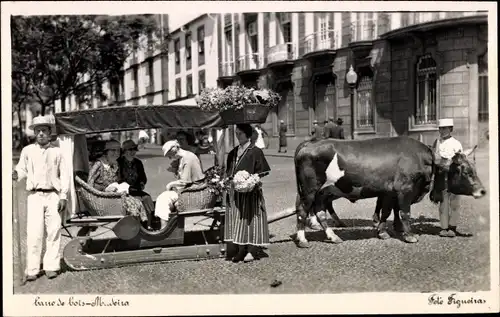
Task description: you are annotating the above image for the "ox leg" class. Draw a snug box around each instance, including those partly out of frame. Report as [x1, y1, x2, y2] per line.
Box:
[398, 193, 418, 243]
[326, 198, 347, 228]
[315, 191, 343, 244]
[295, 194, 311, 248]
[377, 195, 394, 240]
[392, 198, 404, 233]
[372, 195, 384, 228]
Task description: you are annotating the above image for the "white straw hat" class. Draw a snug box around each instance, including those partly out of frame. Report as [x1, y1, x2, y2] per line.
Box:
[29, 115, 55, 130]
[162, 140, 180, 156]
[438, 118, 454, 128]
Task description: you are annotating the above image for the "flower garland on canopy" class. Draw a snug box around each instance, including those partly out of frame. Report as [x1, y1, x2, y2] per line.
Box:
[196, 85, 281, 112]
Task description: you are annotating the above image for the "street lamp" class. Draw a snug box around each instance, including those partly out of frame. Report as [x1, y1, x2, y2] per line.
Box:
[346, 65, 358, 93]
[345, 65, 358, 140]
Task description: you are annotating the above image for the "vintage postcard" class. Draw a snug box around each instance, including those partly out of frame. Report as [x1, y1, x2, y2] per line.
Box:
[2, 1, 498, 316]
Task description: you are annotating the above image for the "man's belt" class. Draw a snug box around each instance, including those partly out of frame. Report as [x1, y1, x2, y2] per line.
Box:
[31, 188, 57, 193]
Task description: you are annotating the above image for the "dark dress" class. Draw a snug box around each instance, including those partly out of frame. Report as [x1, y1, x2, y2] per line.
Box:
[117, 157, 155, 220]
[279, 124, 287, 147]
[224, 145, 271, 246]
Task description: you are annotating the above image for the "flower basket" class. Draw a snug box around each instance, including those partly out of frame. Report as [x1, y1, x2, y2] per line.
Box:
[219, 103, 270, 125]
[196, 85, 281, 125]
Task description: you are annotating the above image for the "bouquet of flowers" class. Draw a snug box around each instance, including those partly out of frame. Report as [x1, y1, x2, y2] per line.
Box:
[204, 165, 229, 196]
[232, 170, 261, 193]
[196, 85, 281, 112]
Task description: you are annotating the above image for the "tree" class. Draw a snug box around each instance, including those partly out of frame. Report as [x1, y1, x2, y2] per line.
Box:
[11, 14, 168, 115]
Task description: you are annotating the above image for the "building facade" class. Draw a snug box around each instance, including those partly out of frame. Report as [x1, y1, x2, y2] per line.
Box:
[167, 14, 219, 105]
[216, 11, 489, 149]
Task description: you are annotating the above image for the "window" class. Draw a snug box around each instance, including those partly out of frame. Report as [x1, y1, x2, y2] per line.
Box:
[356, 75, 375, 128]
[185, 32, 192, 60]
[174, 39, 180, 65]
[318, 13, 333, 48]
[198, 70, 206, 94]
[131, 66, 138, 93]
[145, 59, 154, 89]
[186, 75, 193, 96]
[414, 54, 438, 125]
[278, 13, 292, 44]
[225, 29, 233, 62]
[478, 52, 488, 121]
[175, 78, 181, 98]
[401, 12, 418, 27]
[247, 21, 258, 53]
[197, 26, 205, 66]
[197, 26, 205, 54]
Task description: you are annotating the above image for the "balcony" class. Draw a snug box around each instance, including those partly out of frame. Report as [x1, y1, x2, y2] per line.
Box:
[266, 43, 298, 69]
[381, 11, 488, 41]
[300, 29, 340, 59]
[220, 61, 236, 77]
[236, 53, 263, 76]
[349, 22, 376, 57]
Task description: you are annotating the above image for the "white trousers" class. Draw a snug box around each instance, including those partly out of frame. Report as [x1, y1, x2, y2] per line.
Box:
[26, 192, 62, 275]
[154, 191, 179, 221]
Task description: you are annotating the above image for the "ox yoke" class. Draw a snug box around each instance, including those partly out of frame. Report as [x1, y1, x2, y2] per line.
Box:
[294, 137, 434, 202]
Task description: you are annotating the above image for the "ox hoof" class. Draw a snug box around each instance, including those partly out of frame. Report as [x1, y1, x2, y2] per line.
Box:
[402, 233, 419, 243]
[372, 221, 380, 229]
[378, 231, 391, 240]
[324, 237, 343, 244]
[297, 241, 310, 248]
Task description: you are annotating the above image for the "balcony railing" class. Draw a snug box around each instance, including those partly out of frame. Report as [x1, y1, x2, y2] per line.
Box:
[300, 29, 340, 57]
[236, 53, 263, 73]
[221, 61, 236, 77]
[351, 22, 377, 42]
[399, 11, 485, 29]
[267, 42, 298, 65]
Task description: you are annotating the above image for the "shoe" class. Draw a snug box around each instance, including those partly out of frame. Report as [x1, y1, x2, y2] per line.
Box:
[446, 230, 456, 238]
[26, 275, 38, 282]
[232, 247, 247, 263]
[439, 229, 450, 237]
[450, 226, 473, 237]
[45, 271, 59, 279]
[243, 252, 254, 263]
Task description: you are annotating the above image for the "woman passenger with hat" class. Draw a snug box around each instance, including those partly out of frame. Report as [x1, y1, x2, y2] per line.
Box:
[87, 139, 149, 224]
[118, 140, 155, 229]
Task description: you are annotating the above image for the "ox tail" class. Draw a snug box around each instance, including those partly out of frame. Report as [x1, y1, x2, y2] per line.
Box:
[294, 140, 311, 212]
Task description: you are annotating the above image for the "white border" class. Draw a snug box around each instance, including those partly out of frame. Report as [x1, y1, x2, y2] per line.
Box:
[2, 1, 498, 316]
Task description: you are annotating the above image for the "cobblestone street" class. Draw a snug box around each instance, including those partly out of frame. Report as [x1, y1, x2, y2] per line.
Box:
[12, 146, 492, 294]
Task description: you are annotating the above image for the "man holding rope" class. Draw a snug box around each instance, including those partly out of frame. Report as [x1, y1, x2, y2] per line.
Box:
[12, 115, 69, 281]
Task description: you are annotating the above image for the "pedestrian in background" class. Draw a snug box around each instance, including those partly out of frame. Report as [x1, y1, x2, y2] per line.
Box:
[12, 115, 69, 281]
[254, 124, 268, 149]
[138, 129, 149, 149]
[432, 118, 470, 238]
[323, 117, 335, 139]
[332, 118, 345, 139]
[278, 120, 287, 153]
[310, 120, 320, 140]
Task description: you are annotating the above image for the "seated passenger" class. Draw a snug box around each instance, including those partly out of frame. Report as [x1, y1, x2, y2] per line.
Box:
[117, 140, 155, 229]
[87, 139, 148, 222]
[155, 140, 205, 228]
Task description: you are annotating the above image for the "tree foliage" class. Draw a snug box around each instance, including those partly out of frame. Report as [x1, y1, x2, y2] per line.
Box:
[11, 14, 168, 115]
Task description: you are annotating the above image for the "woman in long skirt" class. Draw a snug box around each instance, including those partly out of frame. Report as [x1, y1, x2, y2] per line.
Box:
[224, 124, 271, 263]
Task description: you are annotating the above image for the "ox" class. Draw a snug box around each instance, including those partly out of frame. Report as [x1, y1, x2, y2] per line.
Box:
[294, 136, 486, 247]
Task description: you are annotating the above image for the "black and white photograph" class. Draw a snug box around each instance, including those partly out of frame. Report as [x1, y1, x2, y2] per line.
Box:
[2, 1, 498, 316]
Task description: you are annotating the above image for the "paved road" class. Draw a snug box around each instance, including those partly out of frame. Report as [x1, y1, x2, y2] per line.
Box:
[12, 148, 491, 294]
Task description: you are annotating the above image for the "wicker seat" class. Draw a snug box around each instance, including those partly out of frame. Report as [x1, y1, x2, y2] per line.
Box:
[74, 175, 127, 217]
[176, 182, 218, 212]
